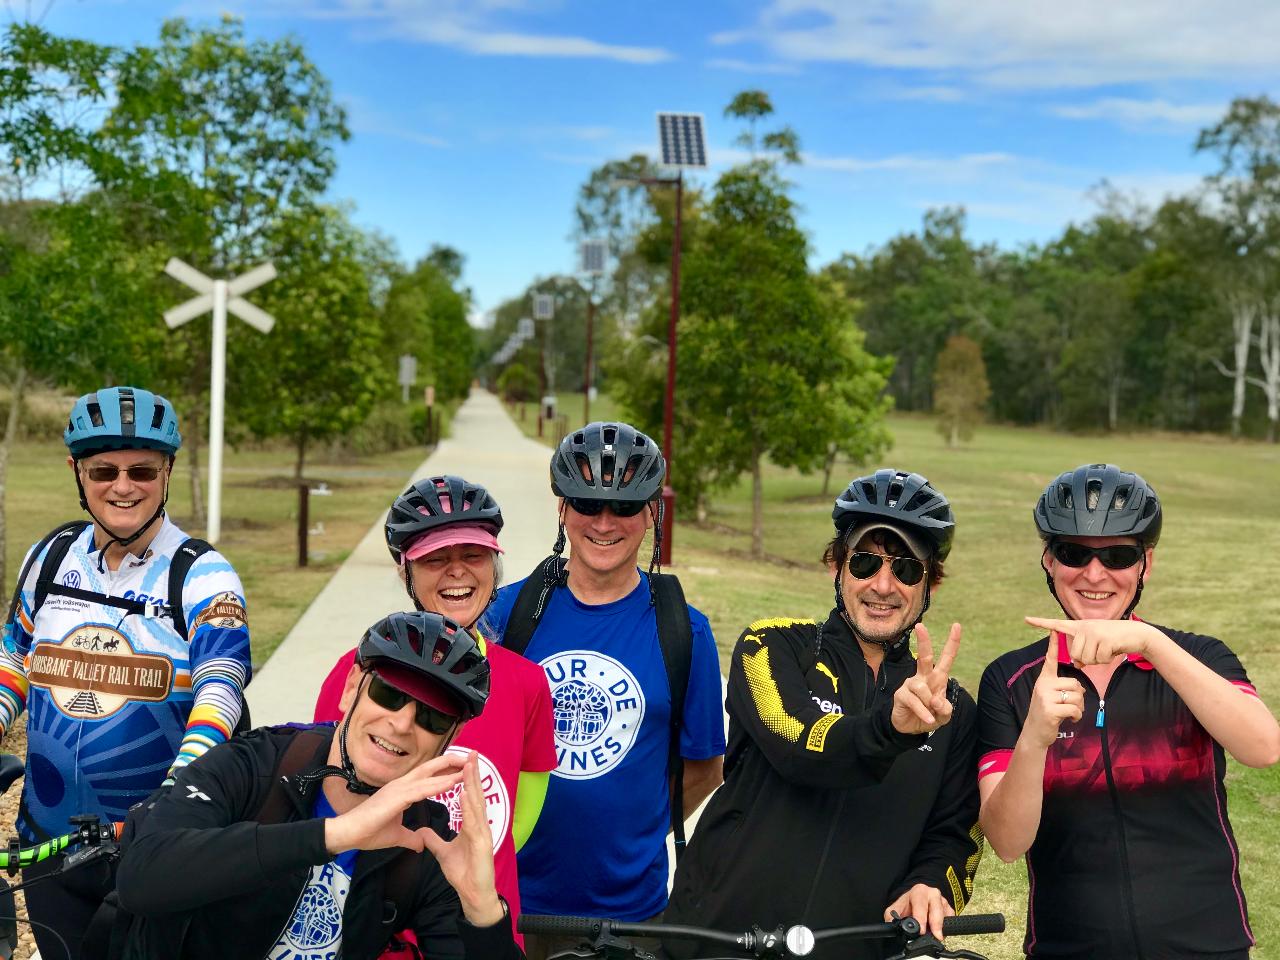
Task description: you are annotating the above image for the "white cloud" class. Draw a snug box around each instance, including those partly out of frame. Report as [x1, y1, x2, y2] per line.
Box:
[885, 85, 967, 103]
[188, 0, 671, 63]
[1050, 98, 1226, 127]
[705, 58, 801, 75]
[805, 150, 1018, 177]
[715, 0, 1280, 88]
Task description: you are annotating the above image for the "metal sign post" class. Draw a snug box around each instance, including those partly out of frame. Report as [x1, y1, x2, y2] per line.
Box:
[398, 354, 418, 403]
[580, 239, 608, 423]
[163, 258, 276, 545]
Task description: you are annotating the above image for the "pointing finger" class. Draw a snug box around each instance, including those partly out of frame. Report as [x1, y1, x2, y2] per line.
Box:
[1026, 616, 1074, 635]
[1040, 638, 1059, 678]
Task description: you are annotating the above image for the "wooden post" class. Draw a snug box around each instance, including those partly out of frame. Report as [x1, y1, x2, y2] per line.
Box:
[298, 483, 309, 568]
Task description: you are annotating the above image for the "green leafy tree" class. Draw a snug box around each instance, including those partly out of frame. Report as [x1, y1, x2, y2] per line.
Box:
[0, 24, 113, 589]
[933, 334, 990, 446]
[383, 252, 474, 405]
[97, 15, 350, 511]
[681, 160, 890, 556]
[230, 205, 384, 478]
[1195, 96, 1280, 439]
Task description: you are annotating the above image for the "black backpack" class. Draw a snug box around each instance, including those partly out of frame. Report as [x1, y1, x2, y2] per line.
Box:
[86, 727, 425, 960]
[501, 555, 696, 860]
[6, 519, 252, 736]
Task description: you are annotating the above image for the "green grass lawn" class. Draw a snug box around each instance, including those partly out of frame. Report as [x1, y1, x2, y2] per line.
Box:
[3, 439, 427, 667]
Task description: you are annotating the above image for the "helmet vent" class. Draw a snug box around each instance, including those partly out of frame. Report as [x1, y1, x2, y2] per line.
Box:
[87, 401, 104, 428]
[602, 425, 617, 445]
[151, 403, 166, 430]
[600, 452, 616, 486]
[859, 480, 876, 502]
[573, 432, 585, 445]
[620, 454, 642, 488]
[119, 394, 135, 426]
[1113, 485, 1131, 510]
[574, 453, 594, 484]
[1085, 479, 1102, 510]
[1059, 483, 1074, 508]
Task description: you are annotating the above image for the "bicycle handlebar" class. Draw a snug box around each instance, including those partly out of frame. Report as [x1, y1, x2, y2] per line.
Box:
[518, 912, 1006, 958]
[0, 820, 122, 873]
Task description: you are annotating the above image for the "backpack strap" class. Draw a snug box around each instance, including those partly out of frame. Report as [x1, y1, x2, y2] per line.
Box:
[6, 520, 91, 628]
[167, 538, 214, 641]
[501, 554, 566, 657]
[650, 572, 694, 861]
[254, 727, 332, 825]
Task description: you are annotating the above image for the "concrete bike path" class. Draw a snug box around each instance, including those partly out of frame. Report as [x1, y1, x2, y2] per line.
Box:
[247, 390, 561, 726]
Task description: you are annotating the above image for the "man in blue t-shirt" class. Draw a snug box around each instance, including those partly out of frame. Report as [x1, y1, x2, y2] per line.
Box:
[488, 421, 725, 960]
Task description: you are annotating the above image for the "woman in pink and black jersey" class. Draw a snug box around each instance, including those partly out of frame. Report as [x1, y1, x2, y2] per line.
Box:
[314, 476, 555, 955]
[976, 463, 1280, 960]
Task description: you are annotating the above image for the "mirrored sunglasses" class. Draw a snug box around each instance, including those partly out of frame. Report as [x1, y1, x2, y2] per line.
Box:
[365, 672, 458, 735]
[83, 464, 162, 484]
[565, 497, 649, 518]
[1050, 541, 1143, 570]
[847, 551, 926, 587]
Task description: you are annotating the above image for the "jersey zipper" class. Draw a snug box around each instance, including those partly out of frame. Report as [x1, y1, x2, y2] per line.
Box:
[1092, 669, 1144, 960]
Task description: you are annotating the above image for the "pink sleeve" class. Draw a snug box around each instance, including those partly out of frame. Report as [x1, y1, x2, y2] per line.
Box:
[521, 663, 558, 773]
[314, 649, 359, 723]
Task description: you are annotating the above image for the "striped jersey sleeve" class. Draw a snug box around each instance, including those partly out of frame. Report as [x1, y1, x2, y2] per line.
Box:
[0, 543, 42, 739]
[168, 551, 251, 775]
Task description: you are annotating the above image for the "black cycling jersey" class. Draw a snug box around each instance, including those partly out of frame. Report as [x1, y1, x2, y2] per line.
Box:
[977, 625, 1257, 960]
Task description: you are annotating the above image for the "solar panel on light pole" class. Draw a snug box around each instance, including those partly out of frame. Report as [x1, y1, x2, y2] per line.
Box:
[580, 239, 608, 276]
[657, 112, 707, 168]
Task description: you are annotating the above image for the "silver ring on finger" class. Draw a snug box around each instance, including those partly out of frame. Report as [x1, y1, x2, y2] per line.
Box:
[1060, 689, 1069, 703]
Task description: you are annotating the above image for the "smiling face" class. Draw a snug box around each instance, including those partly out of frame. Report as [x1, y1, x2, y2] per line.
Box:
[561, 498, 652, 582]
[407, 543, 497, 628]
[837, 528, 929, 645]
[70, 449, 170, 542]
[1043, 535, 1154, 621]
[335, 666, 456, 787]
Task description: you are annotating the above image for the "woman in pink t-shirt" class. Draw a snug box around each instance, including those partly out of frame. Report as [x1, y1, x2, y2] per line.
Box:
[314, 475, 556, 953]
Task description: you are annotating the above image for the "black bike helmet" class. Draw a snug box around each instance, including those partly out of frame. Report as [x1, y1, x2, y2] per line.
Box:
[833, 469, 956, 562]
[356, 611, 490, 722]
[550, 421, 665, 502]
[385, 476, 504, 565]
[1034, 464, 1162, 547]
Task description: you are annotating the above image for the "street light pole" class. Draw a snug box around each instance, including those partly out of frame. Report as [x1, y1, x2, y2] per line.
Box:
[584, 294, 595, 424]
[659, 171, 683, 566]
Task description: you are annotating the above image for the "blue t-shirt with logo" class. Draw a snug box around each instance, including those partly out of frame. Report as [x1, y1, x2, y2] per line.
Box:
[267, 791, 357, 959]
[488, 572, 725, 920]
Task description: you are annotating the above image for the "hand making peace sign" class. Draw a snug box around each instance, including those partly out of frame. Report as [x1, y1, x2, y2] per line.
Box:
[890, 622, 962, 736]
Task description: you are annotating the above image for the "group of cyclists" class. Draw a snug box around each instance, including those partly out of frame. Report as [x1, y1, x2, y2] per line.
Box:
[0, 383, 1275, 960]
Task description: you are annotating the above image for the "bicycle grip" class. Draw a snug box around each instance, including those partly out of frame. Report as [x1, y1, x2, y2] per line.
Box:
[517, 915, 605, 937]
[942, 914, 1005, 936]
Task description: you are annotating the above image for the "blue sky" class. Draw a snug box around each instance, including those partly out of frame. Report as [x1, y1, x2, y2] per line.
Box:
[44, 0, 1280, 320]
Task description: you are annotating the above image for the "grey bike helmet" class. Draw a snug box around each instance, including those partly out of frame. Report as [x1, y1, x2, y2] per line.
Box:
[833, 469, 956, 562]
[1034, 464, 1162, 547]
[550, 421, 665, 503]
[385, 476, 504, 565]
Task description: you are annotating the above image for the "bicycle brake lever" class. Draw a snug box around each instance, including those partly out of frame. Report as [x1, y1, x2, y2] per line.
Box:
[885, 935, 989, 960]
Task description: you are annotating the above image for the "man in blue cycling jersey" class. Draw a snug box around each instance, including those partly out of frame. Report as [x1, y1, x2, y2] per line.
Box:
[0, 386, 251, 959]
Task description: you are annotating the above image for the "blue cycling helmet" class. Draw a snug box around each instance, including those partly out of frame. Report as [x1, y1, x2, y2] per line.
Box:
[65, 387, 182, 458]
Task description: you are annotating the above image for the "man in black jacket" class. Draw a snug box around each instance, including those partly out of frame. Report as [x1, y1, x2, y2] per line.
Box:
[665, 470, 983, 960]
[114, 611, 522, 960]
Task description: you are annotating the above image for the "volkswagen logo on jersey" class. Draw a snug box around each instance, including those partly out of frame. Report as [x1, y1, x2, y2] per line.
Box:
[438, 746, 509, 852]
[62, 570, 81, 589]
[541, 650, 645, 780]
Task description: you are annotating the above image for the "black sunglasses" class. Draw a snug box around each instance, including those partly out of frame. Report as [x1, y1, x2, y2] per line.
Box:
[83, 464, 162, 484]
[565, 497, 649, 518]
[847, 551, 926, 587]
[365, 672, 458, 735]
[1050, 541, 1143, 570]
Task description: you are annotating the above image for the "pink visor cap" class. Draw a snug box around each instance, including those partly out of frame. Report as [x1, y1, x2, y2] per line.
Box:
[373, 661, 465, 717]
[403, 522, 503, 563]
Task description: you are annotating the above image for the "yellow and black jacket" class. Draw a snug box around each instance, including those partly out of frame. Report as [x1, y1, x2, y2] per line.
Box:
[665, 612, 983, 960]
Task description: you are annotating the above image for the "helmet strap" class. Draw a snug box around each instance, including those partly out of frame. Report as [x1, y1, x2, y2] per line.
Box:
[295, 676, 380, 797]
[402, 561, 425, 612]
